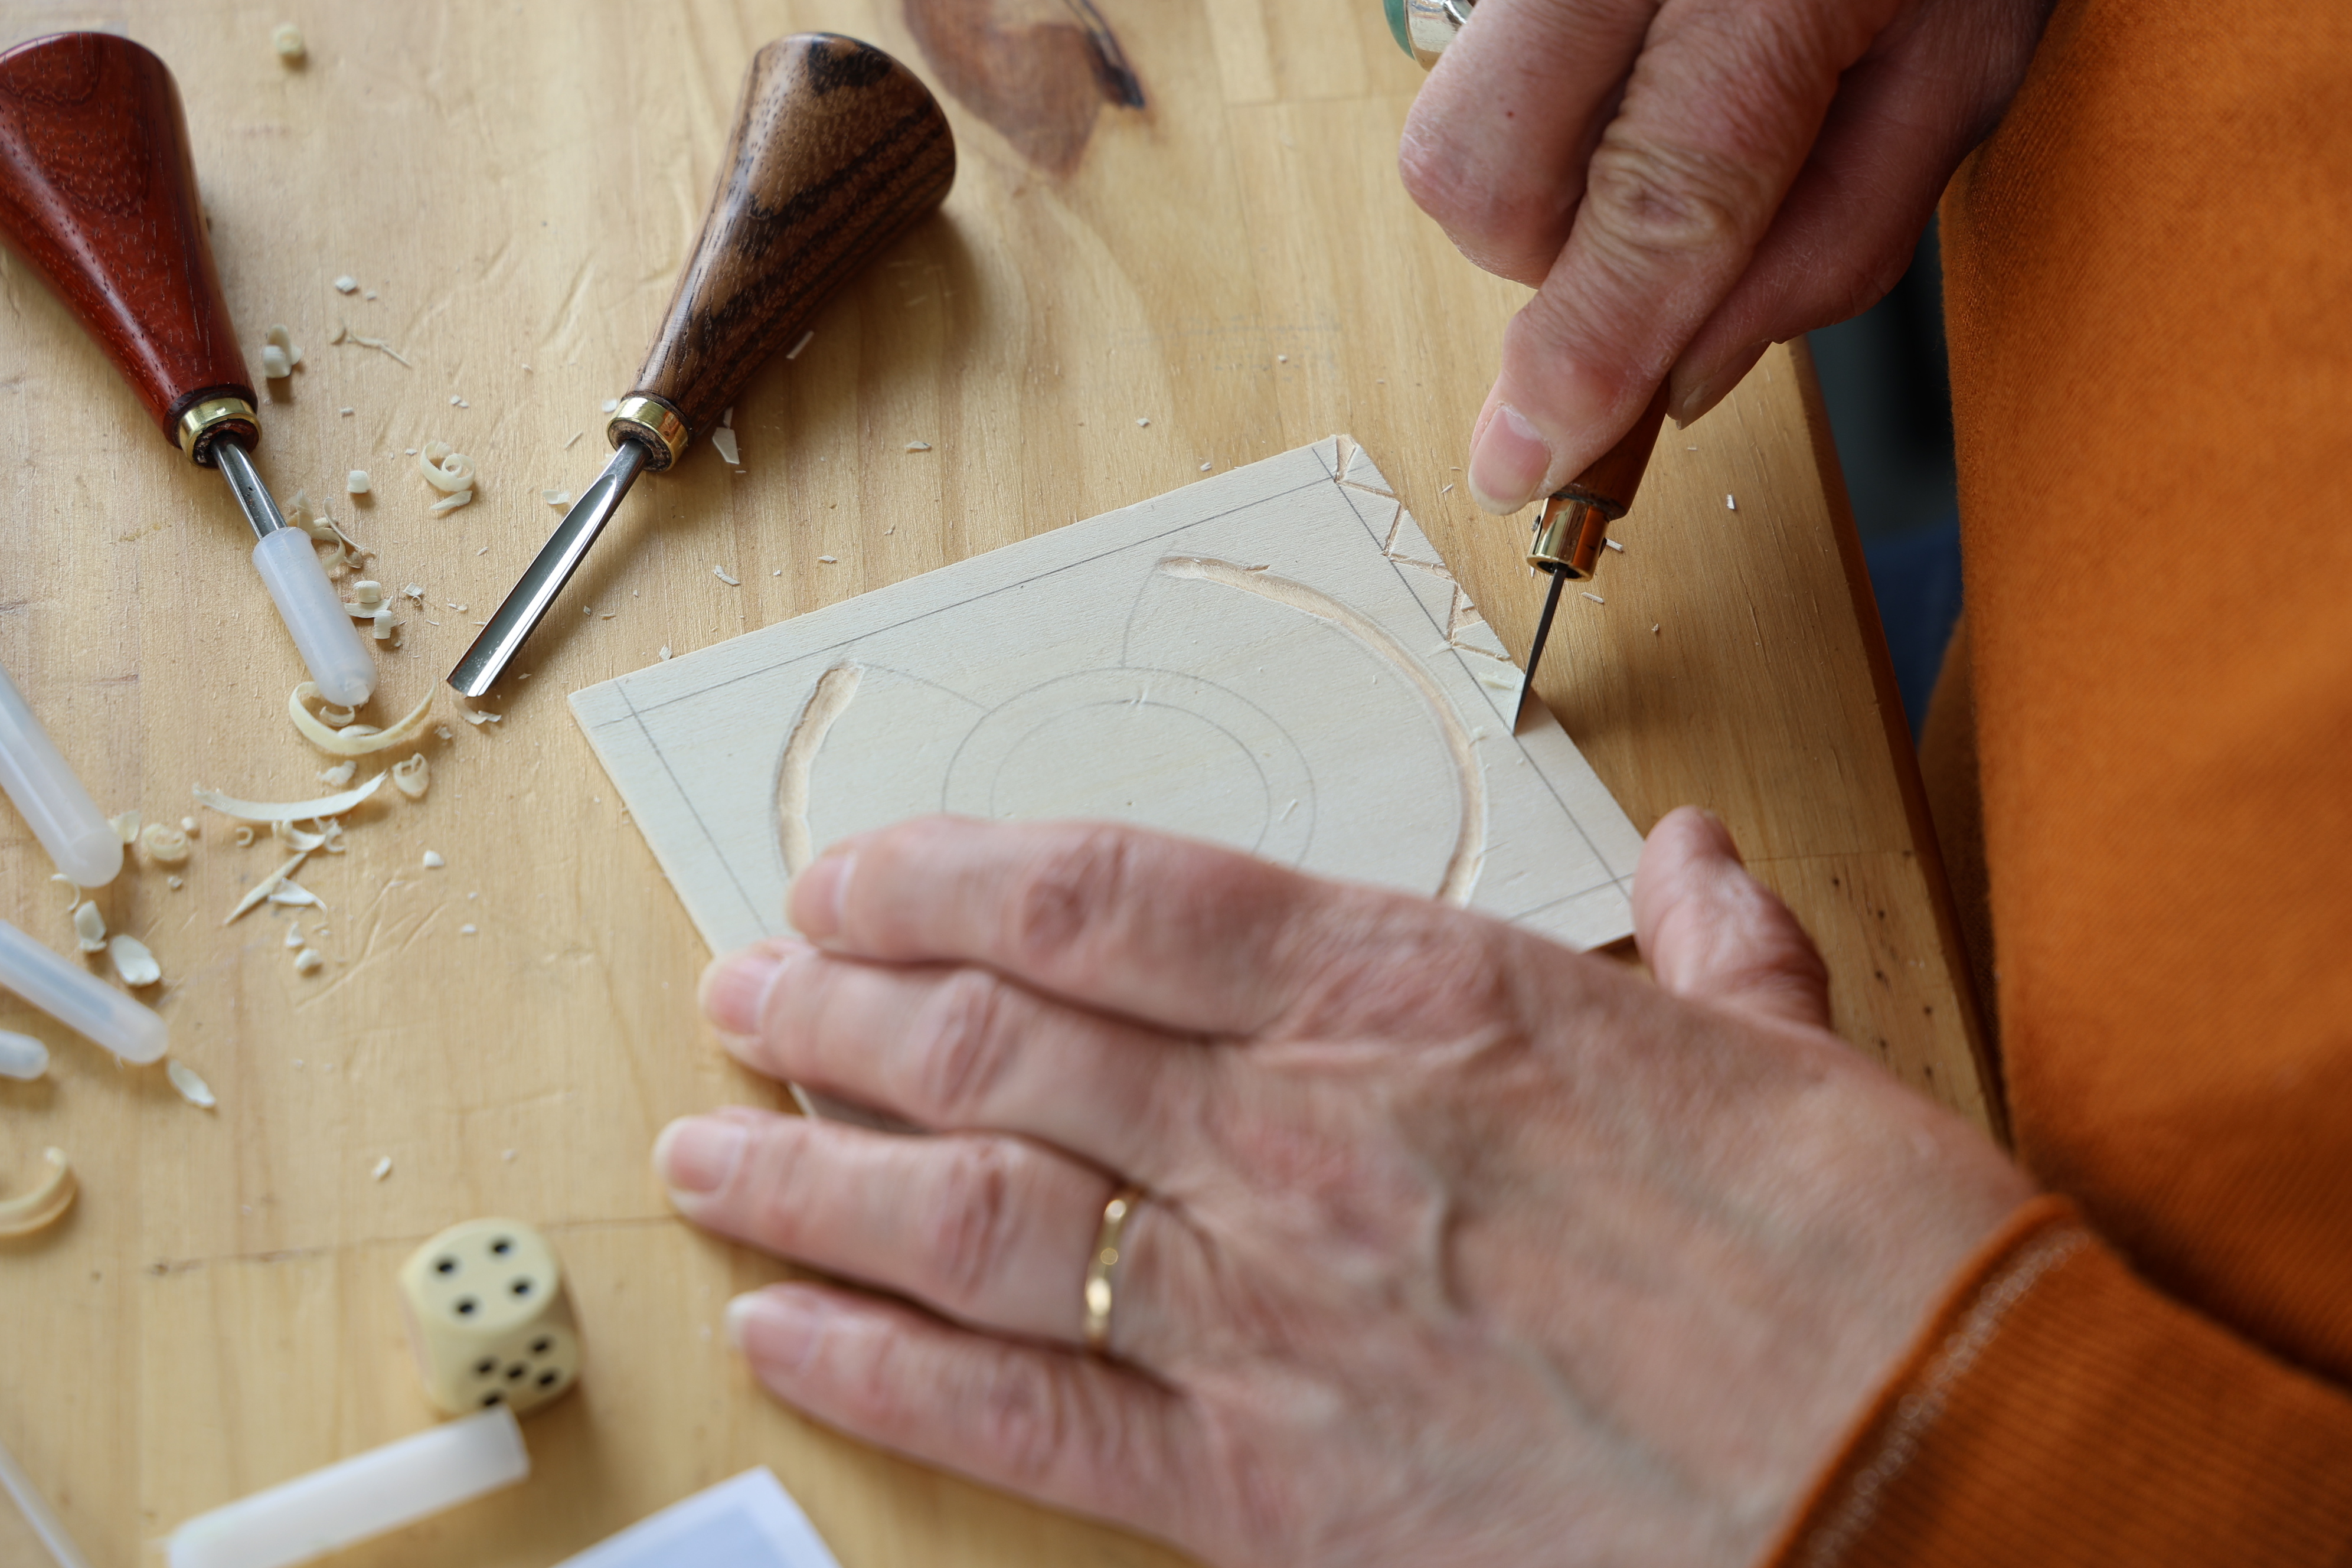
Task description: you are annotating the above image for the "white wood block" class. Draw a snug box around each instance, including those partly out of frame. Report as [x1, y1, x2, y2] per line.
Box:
[573, 438, 1642, 961]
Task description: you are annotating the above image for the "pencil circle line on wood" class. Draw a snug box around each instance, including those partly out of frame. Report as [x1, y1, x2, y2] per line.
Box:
[939, 668, 1315, 864]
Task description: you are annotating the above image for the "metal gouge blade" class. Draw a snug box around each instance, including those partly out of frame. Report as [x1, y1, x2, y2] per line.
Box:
[448, 440, 653, 697]
[438, 35, 955, 703]
[1515, 566, 1568, 729]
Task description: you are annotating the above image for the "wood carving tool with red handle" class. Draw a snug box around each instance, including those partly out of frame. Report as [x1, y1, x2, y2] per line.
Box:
[1386, 0, 1671, 720]
[448, 35, 957, 698]
[0, 33, 377, 708]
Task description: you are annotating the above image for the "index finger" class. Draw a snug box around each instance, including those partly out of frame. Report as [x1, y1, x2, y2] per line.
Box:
[788, 816, 1355, 1036]
[1399, 0, 1651, 288]
[1466, 0, 1874, 511]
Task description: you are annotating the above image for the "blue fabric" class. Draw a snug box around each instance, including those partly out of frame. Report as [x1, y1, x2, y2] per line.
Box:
[1862, 513, 1964, 742]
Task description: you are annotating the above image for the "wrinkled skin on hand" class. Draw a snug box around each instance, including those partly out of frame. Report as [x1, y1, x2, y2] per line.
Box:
[1397, 0, 2053, 512]
[655, 808, 2031, 1566]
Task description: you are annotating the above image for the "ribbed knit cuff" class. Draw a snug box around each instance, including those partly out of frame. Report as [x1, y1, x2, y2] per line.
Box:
[1769, 1195, 2352, 1566]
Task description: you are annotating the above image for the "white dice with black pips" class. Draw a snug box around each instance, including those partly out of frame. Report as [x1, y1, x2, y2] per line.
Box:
[397, 1217, 582, 1416]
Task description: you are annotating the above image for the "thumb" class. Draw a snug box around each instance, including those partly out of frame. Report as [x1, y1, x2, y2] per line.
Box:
[1633, 806, 1831, 1030]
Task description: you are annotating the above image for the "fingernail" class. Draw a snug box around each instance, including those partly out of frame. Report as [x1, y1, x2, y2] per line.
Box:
[1468, 400, 1554, 513]
[1669, 374, 1720, 428]
[653, 1115, 746, 1195]
[790, 850, 855, 942]
[726, 1289, 822, 1373]
[1689, 807, 1745, 864]
[699, 945, 786, 1038]
[1672, 345, 1764, 428]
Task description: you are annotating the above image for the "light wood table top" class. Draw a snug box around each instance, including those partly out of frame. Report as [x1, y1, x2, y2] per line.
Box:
[0, 3, 1989, 1564]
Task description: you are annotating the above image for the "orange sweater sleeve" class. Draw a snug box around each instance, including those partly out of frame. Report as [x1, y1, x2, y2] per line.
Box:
[1769, 0, 2352, 1557]
[1769, 1198, 2352, 1563]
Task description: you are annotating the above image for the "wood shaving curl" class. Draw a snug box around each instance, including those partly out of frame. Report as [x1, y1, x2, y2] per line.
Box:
[0, 1149, 74, 1236]
[331, 321, 411, 366]
[167, 1060, 215, 1108]
[288, 685, 434, 757]
[139, 821, 190, 865]
[226, 852, 308, 924]
[109, 935, 161, 987]
[418, 441, 476, 493]
[196, 773, 386, 821]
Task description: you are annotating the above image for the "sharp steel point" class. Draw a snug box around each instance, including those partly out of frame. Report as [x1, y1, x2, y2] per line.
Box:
[1516, 566, 1567, 728]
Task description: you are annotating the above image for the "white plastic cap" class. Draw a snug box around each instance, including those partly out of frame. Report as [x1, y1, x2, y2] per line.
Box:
[167, 1406, 527, 1568]
[0, 659, 121, 887]
[251, 528, 376, 707]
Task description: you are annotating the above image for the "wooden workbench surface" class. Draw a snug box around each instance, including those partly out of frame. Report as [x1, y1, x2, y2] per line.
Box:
[0, 4, 1988, 1564]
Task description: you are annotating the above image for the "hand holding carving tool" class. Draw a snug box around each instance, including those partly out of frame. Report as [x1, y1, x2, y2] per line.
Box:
[1384, 2, 1671, 719]
[449, 35, 956, 698]
[1513, 388, 1671, 721]
[0, 34, 377, 708]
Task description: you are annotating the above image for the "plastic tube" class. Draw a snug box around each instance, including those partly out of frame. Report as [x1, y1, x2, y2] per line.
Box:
[0, 920, 166, 1064]
[251, 528, 375, 708]
[166, 1407, 528, 1568]
[0, 659, 121, 887]
[0, 1430, 94, 1568]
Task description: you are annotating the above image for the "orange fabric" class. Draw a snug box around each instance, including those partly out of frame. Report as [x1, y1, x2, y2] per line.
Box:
[1775, 1200, 2352, 1563]
[1778, 0, 2352, 1557]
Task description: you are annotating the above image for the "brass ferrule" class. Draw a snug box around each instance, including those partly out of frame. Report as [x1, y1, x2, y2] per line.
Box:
[176, 396, 259, 466]
[1527, 495, 1613, 580]
[607, 394, 690, 472]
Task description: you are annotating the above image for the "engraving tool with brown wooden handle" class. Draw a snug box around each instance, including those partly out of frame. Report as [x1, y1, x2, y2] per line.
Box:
[0, 32, 378, 705]
[1511, 386, 1671, 722]
[452, 34, 957, 698]
[1384, 1, 1681, 718]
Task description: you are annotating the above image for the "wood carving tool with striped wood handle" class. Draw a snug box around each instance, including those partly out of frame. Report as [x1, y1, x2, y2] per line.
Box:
[0, 32, 377, 707]
[1385, 0, 1672, 720]
[449, 34, 956, 698]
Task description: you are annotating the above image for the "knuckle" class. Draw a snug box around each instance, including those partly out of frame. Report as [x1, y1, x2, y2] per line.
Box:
[909, 968, 1016, 1122]
[840, 1316, 916, 1429]
[974, 1357, 1070, 1488]
[742, 1123, 816, 1243]
[1394, 129, 1451, 217]
[1286, 894, 1518, 1035]
[1399, 133, 1567, 286]
[1002, 827, 1134, 974]
[1583, 126, 1768, 262]
[1396, 129, 1479, 232]
[920, 1141, 1020, 1311]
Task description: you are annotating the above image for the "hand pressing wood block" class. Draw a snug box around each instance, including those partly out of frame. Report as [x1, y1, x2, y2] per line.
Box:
[398, 1218, 582, 1417]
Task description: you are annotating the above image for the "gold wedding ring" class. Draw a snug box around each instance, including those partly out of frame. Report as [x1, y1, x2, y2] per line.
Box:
[1082, 1184, 1146, 1355]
